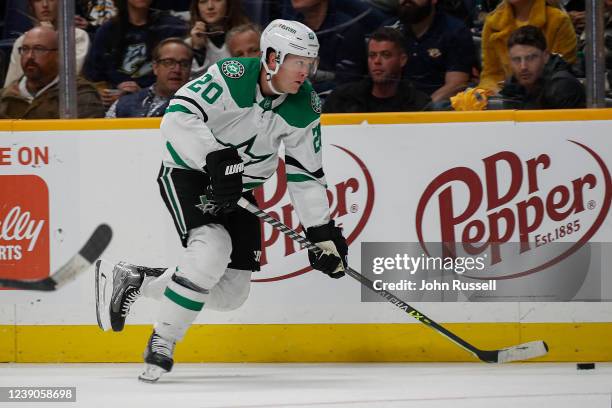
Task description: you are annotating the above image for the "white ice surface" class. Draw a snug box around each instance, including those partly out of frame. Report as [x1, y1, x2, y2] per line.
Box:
[0, 363, 611, 408]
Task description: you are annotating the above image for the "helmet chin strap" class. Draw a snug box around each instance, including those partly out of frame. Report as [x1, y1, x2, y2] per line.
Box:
[265, 72, 284, 95]
[262, 54, 285, 95]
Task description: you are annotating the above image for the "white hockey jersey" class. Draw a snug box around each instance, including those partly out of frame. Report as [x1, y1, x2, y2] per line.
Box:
[160, 57, 330, 229]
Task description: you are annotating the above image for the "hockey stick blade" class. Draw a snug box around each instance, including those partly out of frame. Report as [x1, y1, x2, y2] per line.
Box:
[494, 340, 549, 364]
[236, 198, 549, 363]
[0, 224, 113, 291]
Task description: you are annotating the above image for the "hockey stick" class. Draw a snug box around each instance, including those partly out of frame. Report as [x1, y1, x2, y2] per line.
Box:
[237, 198, 548, 363]
[0, 224, 113, 291]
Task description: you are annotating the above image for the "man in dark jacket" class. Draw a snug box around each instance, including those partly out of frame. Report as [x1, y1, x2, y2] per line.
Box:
[386, 0, 477, 102]
[498, 25, 585, 109]
[324, 27, 431, 113]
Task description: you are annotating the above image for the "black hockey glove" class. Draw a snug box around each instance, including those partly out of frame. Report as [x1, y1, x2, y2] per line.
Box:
[305, 220, 348, 279]
[204, 148, 244, 214]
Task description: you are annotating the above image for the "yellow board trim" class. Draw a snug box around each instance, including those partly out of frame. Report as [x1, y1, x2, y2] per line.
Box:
[1, 108, 612, 131]
[2, 323, 611, 363]
[0, 325, 15, 362]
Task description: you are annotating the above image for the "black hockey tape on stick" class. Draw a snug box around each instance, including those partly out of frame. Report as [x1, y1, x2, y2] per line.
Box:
[236, 198, 549, 364]
[0, 224, 113, 291]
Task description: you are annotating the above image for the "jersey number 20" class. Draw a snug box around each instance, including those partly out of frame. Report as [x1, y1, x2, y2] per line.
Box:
[187, 74, 223, 104]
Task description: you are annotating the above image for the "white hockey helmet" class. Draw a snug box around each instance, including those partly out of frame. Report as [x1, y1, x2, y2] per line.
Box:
[260, 19, 319, 78]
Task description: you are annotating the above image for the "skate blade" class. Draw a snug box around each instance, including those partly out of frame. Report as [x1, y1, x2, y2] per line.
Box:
[138, 364, 167, 383]
[94, 259, 113, 331]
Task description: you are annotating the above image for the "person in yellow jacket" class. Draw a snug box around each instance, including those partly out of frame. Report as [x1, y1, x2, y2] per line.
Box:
[478, 0, 576, 92]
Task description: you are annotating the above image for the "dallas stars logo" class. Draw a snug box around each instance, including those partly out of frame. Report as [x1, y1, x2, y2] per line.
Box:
[311, 91, 322, 114]
[216, 135, 272, 166]
[221, 60, 245, 79]
[261, 97, 273, 110]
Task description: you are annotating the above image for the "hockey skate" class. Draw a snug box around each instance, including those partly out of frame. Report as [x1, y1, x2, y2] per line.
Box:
[139, 331, 176, 383]
[95, 260, 144, 332]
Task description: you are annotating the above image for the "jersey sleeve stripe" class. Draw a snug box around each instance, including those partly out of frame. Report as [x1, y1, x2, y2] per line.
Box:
[166, 141, 193, 169]
[171, 95, 209, 122]
[166, 104, 195, 115]
[285, 155, 325, 179]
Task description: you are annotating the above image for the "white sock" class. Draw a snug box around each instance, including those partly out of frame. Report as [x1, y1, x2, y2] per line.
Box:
[154, 277, 208, 342]
[142, 267, 174, 300]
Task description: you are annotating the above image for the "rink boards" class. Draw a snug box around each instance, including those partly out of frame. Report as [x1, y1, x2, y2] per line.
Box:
[0, 109, 611, 362]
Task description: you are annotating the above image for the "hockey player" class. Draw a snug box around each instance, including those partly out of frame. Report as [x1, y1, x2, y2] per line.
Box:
[95, 19, 348, 382]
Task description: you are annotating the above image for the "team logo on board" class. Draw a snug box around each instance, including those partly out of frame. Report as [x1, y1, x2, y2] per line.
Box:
[416, 140, 610, 286]
[221, 60, 245, 79]
[0, 175, 50, 285]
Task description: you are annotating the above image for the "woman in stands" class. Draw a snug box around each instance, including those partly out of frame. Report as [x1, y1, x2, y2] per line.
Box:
[478, 0, 576, 92]
[186, 0, 250, 78]
[3, 0, 90, 87]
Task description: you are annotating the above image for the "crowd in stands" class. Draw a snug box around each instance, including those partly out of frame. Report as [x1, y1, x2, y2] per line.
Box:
[0, 0, 610, 119]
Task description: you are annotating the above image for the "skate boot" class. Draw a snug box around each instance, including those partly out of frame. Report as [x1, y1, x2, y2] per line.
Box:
[95, 260, 144, 332]
[139, 331, 176, 383]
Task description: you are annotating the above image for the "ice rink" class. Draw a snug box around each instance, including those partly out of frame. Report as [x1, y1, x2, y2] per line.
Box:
[0, 362, 611, 407]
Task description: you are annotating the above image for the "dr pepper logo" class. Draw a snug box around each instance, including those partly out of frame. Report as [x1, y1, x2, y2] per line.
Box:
[416, 140, 611, 279]
[0, 175, 50, 283]
[253, 145, 374, 282]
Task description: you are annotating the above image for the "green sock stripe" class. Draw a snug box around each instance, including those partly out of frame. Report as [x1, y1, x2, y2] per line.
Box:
[164, 287, 204, 311]
[286, 173, 316, 182]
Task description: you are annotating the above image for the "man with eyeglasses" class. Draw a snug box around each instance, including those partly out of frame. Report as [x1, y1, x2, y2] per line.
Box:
[497, 25, 585, 109]
[0, 26, 104, 119]
[106, 38, 193, 118]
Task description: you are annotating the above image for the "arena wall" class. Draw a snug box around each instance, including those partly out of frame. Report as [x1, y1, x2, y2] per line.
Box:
[1, 110, 610, 362]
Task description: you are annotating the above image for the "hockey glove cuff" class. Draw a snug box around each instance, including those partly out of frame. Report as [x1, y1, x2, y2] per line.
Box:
[204, 148, 244, 213]
[306, 220, 348, 279]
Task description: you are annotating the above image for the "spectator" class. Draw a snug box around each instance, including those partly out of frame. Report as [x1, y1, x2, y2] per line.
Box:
[75, 0, 118, 38]
[225, 23, 262, 57]
[282, 0, 371, 95]
[4, 0, 91, 87]
[387, 0, 477, 102]
[500, 25, 584, 108]
[0, 26, 104, 119]
[452, 25, 584, 110]
[84, 0, 187, 107]
[186, 0, 250, 78]
[106, 37, 192, 117]
[478, 0, 577, 92]
[324, 27, 431, 112]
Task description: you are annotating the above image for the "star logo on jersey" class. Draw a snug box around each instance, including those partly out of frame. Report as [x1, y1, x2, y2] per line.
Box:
[310, 91, 322, 114]
[216, 135, 273, 166]
[221, 60, 245, 79]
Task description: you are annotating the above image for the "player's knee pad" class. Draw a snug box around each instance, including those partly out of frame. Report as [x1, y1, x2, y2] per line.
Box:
[206, 268, 252, 311]
[176, 224, 232, 290]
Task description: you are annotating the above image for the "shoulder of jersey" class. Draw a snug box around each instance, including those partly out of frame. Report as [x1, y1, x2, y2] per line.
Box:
[275, 79, 321, 129]
[215, 57, 260, 108]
